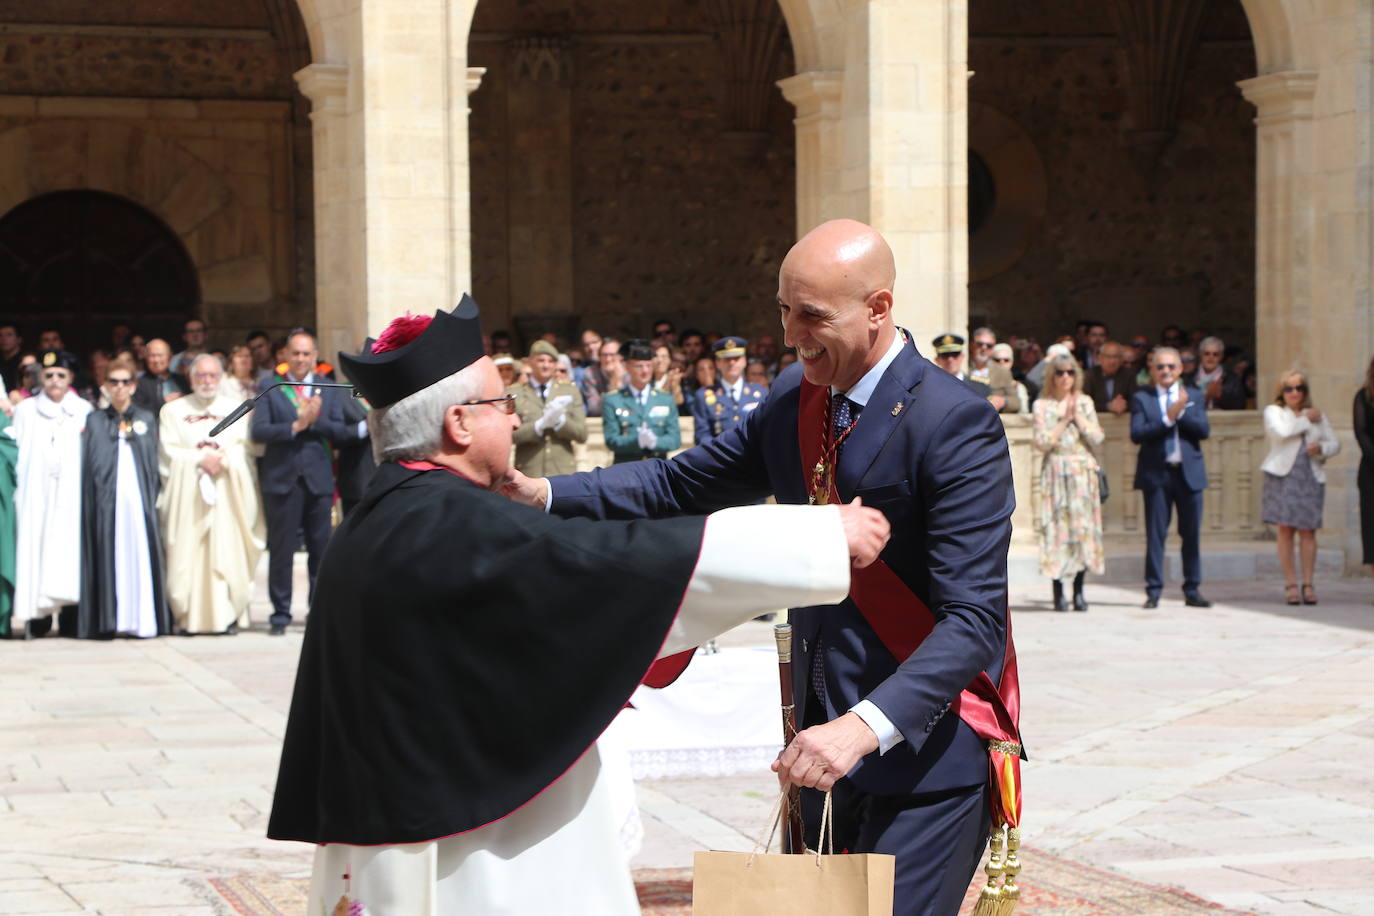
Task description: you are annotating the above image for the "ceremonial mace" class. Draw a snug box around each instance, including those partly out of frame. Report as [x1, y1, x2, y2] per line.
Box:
[209, 381, 360, 437]
[772, 622, 807, 854]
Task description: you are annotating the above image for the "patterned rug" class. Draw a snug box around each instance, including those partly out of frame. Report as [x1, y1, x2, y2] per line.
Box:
[200, 849, 1255, 915]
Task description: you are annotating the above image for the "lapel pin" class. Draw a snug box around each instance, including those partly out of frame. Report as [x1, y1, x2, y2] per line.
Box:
[891, 402, 904, 417]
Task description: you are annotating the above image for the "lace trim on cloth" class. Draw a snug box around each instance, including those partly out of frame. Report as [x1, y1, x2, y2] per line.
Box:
[628, 745, 781, 780]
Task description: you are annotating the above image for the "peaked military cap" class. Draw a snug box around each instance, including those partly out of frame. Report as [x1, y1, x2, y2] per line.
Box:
[623, 339, 655, 362]
[932, 333, 965, 356]
[39, 349, 80, 374]
[712, 336, 747, 359]
[337, 294, 486, 408]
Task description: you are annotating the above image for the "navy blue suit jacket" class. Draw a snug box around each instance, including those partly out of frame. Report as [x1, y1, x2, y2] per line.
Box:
[550, 335, 1015, 795]
[1129, 385, 1210, 492]
[251, 380, 360, 497]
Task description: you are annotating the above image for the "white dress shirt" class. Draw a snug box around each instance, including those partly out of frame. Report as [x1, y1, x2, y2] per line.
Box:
[1155, 382, 1183, 464]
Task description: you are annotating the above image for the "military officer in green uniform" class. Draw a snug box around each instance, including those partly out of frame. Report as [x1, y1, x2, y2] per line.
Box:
[510, 340, 588, 476]
[602, 340, 681, 463]
[691, 336, 769, 446]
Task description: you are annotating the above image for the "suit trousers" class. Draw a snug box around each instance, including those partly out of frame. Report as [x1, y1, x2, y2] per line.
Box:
[799, 780, 989, 916]
[1142, 465, 1204, 597]
[264, 478, 333, 627]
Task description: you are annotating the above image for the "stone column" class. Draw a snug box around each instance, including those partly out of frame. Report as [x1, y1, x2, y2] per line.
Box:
[1238, 71, 1319, 401]
[296, 0, 478, 358]
[294, 62, 357, 362]
[777, 70, 843, 235]
[778, 0, 969, 347]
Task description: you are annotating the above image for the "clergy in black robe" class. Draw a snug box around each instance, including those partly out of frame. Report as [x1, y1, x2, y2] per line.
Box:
[78, 373, 170, 639]
[265, 300, 886, 914]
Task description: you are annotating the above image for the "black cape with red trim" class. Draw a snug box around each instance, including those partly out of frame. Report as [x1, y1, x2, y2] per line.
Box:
[267, 462, 706, 846]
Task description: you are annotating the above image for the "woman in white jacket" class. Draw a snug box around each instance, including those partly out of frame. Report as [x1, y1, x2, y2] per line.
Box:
[1262, 370, 1341, 604]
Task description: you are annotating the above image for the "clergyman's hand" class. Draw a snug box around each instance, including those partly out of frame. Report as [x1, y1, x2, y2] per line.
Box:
[836, 497, 890, 569]
[772, 712, 879, 792]
[495, 467, 550, 507]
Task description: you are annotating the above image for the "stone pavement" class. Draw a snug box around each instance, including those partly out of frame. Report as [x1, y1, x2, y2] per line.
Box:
[1, 563, 1371, 914]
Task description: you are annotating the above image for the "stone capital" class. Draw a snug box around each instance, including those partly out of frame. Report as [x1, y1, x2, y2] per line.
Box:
[777, 70, 843, 124]
[466, 66, 487, 98]
[1238, 70, 1318, 126]
[293, 63, 349, 117]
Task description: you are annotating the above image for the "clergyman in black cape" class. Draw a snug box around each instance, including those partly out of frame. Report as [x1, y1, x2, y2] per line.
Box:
[78, 365, 169, 639]
[265, 299, 888, 914]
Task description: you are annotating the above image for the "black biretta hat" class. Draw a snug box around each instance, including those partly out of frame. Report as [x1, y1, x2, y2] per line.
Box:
[337, 294, 486, 408]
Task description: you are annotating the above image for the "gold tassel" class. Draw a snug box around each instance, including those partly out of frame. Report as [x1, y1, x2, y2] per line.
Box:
[970, 825, 1005, 916]
[996, 826, 1022, 916]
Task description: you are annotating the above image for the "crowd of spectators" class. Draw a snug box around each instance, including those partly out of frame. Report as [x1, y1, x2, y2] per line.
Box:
[0, 312, 1367, 641]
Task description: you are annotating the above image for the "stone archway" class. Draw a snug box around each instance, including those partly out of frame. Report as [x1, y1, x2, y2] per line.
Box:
[0, 118, 277, 326]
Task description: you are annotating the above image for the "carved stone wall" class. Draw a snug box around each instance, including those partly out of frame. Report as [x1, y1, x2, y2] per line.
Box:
[968, 0, 1257, 353]
[468, 0, 796, 346]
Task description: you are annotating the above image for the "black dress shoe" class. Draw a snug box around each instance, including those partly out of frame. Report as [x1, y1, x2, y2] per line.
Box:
[1142, 596, 1159, 609]
[269, 624, 287, 636]
[1184, 593, 1213, 608]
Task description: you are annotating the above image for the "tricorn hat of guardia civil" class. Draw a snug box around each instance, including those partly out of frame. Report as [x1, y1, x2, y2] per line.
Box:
[337, 294, 486, 408]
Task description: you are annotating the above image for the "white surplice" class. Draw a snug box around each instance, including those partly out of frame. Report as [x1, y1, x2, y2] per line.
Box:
[12, 392, 91, 626]
[158, 393, 266, 633]
[306, 503, 852, 916]
[112, 427, 158, 638]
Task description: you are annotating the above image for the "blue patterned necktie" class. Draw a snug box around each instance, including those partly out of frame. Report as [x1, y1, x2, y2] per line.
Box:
[832, 395, 856, 454]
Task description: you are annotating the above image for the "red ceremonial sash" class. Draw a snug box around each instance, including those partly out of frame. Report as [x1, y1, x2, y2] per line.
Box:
[797, 379, 1023, 827]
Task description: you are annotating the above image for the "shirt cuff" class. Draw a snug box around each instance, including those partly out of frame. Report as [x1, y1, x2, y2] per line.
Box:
[543, 478, 554, 513]
[850, 699, 905, 755]
[356, 420, 367, 439]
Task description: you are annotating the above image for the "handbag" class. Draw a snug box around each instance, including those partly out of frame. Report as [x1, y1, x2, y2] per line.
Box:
[1096, 468, 1109, 504]
[693, 791, 895, 916]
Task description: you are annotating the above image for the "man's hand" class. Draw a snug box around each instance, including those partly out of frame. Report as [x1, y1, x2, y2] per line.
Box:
[1206, 378, 1223, 403]
[495, 467, 550, 506]
[199, 451, 224, 476]
[772, 712, 880, 792]
[837, 497, 890, 568]
[1167, 387, 1189, 421]
[1108, 394, 1128, 415]
[292, 395, 322, 433]
[987, 394, 1006, 411]
[637, 426, 658, 450]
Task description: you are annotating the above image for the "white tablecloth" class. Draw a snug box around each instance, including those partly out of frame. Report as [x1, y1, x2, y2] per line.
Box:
[603, 646, 784, 779]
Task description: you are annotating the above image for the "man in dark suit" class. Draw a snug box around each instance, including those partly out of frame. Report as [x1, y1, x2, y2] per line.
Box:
[1130, 346, 1212, 609]
[133, 339, 189, 413]
[1083, 339, 1137, 416]
[501, 220, 1018, 915]
[250, 330, 361, 634]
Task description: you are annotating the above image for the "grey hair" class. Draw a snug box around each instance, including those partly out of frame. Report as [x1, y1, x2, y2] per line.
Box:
[370, 362, 486, 463]
[1199, 335, 1225, 352]
[990, 343, 1013, 360]
[189, 352, 224, 376]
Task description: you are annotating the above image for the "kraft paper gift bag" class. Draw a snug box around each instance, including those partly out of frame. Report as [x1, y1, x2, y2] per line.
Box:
[692, 792, 895, 916]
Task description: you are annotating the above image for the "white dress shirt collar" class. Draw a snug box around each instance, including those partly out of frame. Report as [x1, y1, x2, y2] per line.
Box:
[832, 332, 905, 408]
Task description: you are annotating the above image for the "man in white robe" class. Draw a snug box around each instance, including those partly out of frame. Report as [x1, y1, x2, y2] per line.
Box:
[158, 354, 265, 634]
[12, 350, 91, 638]
[267, 302, 890, 915]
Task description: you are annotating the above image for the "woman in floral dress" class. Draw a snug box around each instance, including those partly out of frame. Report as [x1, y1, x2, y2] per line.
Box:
[1033, 353, 1105, 611]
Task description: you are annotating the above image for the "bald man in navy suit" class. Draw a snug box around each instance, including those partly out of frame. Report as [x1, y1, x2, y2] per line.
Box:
[500, 221, 1019, 916]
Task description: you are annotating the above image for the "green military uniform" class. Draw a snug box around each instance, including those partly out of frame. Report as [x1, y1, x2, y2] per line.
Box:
[602, 384, 681, 463]
[510, 377, 587, 476]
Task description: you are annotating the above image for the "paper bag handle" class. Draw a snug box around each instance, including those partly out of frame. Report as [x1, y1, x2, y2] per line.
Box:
[748, 788, 834, 867]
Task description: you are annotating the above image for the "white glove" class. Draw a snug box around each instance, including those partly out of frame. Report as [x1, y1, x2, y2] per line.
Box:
[534, 395, 572, 435]
[637, 426, 658, 450]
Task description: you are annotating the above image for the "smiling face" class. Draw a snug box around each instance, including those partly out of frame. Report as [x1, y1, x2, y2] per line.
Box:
[144, 339, 171, 375]
[286, 333, 317, 380]
[626, 358, 655, 389]
[528, 353, 556, 385]
[189, 355, 223, 399]
[1150, 347, 1181, 390]
[777, 220, 896, 391]
[105, 367, 136, 411]
[716, 353, 746, 385]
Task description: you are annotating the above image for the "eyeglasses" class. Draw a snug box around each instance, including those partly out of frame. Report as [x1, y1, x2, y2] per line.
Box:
[41, 370, 68, 380]
[462, 394, 517, 414]
[973, 340, 994, 349]
[106, 378, 135, 386]
[992, 357, 1012, 364]
[1181, 356, 1198, 363]
[1154, 363, 1179, 370]
[1202, 350, 1224, 357]
[1054, 369, 1076, 377]
[1283, 384, 1307, 393]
